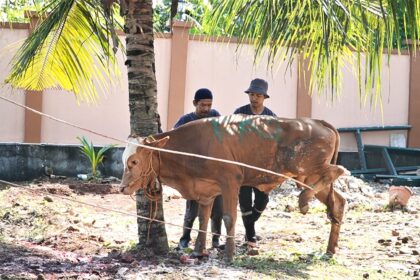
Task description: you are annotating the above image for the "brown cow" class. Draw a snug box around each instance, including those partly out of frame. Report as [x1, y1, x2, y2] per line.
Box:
[120, 114, 346, 262]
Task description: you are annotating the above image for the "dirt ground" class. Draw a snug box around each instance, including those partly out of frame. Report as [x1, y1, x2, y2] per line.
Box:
[0, 177, 419, 280]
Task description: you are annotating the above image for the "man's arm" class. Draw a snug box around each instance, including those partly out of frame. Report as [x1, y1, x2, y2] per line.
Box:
[233, 106, 242, 114]
[174, 115, 187, 129]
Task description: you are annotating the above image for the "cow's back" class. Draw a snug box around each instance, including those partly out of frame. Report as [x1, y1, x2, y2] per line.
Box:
[161, 115, 338, 185]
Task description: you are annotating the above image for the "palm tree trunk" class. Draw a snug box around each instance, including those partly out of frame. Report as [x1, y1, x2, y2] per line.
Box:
[124, 0, 169, 254]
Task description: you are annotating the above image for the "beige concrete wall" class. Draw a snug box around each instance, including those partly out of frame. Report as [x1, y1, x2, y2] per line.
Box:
[40, 37, 172, 145]
[41, 46, 129, 145]
[0, 28, 27, 142]
[155, 37, 172, 131]
[0, 30, 173, 145]
[184, 40, 298, 118]
[312, 54, 410, 151]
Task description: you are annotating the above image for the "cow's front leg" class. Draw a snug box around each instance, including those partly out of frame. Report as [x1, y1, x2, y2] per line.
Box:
[192, 202, 212, 257]
[221, 185, 239, 263]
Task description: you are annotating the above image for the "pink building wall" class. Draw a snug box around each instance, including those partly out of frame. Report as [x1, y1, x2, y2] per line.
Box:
[184, 40, 297, 119]
[0, 24, 414, 151]
[40, 37, 172, 145]
[312, 54, 410, 151]
[0, 28, 27, 142]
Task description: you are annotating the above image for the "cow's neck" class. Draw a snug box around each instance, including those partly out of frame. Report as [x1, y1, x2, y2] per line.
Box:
[155, 150, 176, 182]
[154, 147, 190, 188]
[150, 149, 162, 182]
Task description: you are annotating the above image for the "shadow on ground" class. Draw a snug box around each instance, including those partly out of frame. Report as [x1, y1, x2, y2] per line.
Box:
[232, 252, 329, 279]
[0, 241, 123, 279]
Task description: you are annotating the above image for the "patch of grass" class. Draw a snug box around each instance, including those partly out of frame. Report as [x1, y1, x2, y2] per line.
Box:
[350, 203, 374, 212]
[383, 204, 392, 211]
[233, 249, 340, 277]
[123, 239, 138, 251]
[25, 216, 50, 242]
[307, 203, 327, 214]
[103, 240, 114, 247]
[233, 254, 310, 278]
[232, 248, 396, 279]
[0, 190, 63, 243]
[348, 210, 365, 219]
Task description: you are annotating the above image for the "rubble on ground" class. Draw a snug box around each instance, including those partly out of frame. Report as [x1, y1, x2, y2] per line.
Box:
[269, 176, 417, 212]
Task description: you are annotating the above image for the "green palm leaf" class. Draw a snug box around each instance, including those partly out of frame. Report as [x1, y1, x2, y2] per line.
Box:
[5, 0, 123, 103]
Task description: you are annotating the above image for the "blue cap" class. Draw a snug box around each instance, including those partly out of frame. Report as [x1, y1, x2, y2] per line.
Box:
[245, 78, 269, 98]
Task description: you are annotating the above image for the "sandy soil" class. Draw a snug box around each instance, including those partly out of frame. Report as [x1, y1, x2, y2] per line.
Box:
[0, 177, 419, 280]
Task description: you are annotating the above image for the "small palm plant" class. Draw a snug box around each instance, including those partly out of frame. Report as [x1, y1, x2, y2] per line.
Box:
[77, 136, 116, 179]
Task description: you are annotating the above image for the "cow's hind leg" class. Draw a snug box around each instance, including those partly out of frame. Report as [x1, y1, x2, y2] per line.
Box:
[298, 165, 345, 214]
[315, 185, 346, 255]
[192, 203, 212, 257]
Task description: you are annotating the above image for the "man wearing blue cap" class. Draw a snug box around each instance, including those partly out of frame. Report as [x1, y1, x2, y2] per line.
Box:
[175, 88, 224, 250]
[233, 78, 276, 251]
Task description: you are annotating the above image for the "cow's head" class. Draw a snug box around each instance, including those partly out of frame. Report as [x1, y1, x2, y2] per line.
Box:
[120, 136, 169, 195]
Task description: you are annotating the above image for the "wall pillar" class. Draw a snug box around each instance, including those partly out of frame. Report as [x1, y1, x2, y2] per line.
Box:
[166, 21, 193, 129]
[408, 42, 420, 148]
[296, 55, 312, 118]
[24, 11, 43, 143]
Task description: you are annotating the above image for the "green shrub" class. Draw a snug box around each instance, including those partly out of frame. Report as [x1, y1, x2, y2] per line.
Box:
[77, 136, 116, 178]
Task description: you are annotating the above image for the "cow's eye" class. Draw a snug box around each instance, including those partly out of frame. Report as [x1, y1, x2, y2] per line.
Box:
[132, 159, 139, 165]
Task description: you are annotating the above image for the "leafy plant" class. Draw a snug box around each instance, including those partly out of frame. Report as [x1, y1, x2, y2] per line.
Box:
[0, 0, 45, 23]
[77, 136, 116, 178]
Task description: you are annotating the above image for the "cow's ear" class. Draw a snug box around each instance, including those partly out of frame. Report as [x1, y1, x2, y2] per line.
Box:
[150, 136, 169, 148]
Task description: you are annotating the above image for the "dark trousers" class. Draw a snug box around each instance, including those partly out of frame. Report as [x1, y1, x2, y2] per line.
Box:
[239, 186, 269, 242]
[180, 195, 223, 243]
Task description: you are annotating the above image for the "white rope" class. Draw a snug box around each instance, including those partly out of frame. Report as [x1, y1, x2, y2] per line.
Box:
[0, 96, 313, 190]
[0, 179, 233, 239]
[0, 95, 314, 191]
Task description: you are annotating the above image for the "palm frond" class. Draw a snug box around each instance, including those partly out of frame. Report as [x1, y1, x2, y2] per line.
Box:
[5, 0, 123, 103]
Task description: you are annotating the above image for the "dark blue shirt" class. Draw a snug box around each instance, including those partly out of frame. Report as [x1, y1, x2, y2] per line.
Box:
[233, 104, 276, 117]
[174, 109, 221, 128]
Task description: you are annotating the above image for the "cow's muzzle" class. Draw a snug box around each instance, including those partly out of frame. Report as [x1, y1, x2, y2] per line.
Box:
[120, 185, 130, 195]
[120, 177, 144, 195]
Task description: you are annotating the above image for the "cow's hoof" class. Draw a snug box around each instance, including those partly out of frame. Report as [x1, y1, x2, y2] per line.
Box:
[224, 257, 234, 264]
[299, 205, 309, 214]
[323, 252, 334, 260]
[247, 247, 259, 256]
[212, 243, 225, 250]
[326, 247, 337, 256]
[191, 251, 208, 259]
[246, 242, 259, 256]
[298, 189, 314, 214]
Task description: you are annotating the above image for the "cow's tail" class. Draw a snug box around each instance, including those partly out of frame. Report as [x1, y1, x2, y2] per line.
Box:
[319, 120, 340, 164]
